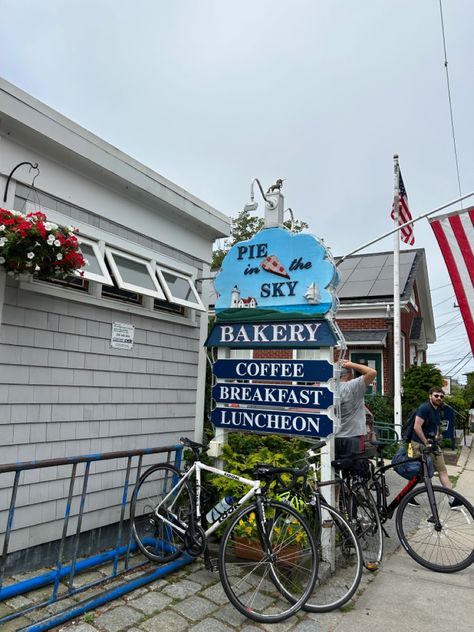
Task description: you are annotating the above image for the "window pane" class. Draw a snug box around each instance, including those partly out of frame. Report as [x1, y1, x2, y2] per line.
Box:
[162, 271, 194, 301]
[114, 254, 156, 291]
[80, 243, 103, 276]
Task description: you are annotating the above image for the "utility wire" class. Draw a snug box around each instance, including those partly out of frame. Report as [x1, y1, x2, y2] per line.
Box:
[431, 282, 453, 291]
[433, 294, 456, 308]
[444, 350, 472, 375]
[435, 313, 462, 329]
[451, 356, 474, 378]
[439, 0, 463, 205]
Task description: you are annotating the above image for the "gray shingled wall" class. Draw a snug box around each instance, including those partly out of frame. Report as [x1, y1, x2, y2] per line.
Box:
[0, 188, 205, 553]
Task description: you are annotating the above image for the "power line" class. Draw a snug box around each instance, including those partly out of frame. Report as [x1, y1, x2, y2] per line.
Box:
[431, 282, 453, 291]
[452, 356, 474, 378]
[435, 314, 462, 329]
[433, 295, 456, 308]
[444, 351, 472, 375]
[438, 0, 463, 203]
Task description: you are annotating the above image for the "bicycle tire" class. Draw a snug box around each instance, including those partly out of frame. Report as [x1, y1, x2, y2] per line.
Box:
[303, 503, 363, 612]
[131, 464, 193, 563]
[396, 485, 474, 573]
[218, 500, 318, 623]
[350, 483, 384, 570]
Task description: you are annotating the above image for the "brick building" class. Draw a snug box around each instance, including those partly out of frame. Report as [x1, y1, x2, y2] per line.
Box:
[336, 249, 435, 396]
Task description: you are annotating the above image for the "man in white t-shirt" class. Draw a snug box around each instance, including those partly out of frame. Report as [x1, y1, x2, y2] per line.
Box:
[335, 359, 377, 461]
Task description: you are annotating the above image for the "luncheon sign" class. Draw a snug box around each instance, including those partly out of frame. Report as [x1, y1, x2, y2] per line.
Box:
[207, 224, 340, 439]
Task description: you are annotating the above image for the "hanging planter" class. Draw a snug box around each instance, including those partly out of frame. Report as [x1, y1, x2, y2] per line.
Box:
[0, 208, 85, 280]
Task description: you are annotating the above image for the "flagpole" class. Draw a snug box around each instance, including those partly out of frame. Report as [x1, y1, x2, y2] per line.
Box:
[337, 194, 474, 265]
[393, 155, 402, 440]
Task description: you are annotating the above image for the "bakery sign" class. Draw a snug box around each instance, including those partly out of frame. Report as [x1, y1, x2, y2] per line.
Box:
[213, 226, 340, 321]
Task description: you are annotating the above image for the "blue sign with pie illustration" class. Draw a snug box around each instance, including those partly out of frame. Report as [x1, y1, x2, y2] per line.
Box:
[214, 226, 339, 321]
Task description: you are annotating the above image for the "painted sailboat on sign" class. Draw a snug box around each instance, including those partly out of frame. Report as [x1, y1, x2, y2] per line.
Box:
[304, 282, 321, 304]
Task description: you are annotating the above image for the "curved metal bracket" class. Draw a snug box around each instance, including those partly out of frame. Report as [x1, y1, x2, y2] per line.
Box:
[3, 162, 40, 203]
[249, 178, 276, 209]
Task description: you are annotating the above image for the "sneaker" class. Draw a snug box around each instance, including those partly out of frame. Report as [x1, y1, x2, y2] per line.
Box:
[449, 497, 463, 510]
[407, 497, 420, 507]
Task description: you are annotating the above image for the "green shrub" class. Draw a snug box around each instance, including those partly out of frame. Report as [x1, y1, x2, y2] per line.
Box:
[206, 433, 312, 501]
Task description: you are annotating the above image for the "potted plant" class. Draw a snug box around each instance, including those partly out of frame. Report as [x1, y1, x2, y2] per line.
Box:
[232, 509, 305, 565]
[0, 208, 85, 280]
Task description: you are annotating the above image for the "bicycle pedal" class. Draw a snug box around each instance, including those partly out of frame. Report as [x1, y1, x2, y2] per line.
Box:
[204, 557, 218, 573]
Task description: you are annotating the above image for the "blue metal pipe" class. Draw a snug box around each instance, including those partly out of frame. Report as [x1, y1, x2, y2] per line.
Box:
[23, 554, 194, 632]
[0, 542, 141, 601]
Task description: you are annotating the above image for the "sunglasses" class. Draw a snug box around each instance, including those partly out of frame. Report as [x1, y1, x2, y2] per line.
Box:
[432, 394, 444, 399]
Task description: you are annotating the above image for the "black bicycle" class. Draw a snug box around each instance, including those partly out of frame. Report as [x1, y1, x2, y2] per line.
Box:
[368, 439, 474, 573]
[332, 452, 384, 571]
[274, 440, 364, 613]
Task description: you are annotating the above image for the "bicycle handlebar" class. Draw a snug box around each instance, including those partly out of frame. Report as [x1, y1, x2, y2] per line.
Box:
[253, 464, 310, 493]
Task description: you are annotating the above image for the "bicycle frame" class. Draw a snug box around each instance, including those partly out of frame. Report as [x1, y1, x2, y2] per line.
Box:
[371, 449, 439, 522]
[157, 460, 261, 537]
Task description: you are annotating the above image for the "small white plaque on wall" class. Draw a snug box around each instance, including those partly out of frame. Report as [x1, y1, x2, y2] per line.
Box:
[111, 322, 135, 349]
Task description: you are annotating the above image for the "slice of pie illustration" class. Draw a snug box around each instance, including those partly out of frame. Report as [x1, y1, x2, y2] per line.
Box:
[260, 254, 290, 278]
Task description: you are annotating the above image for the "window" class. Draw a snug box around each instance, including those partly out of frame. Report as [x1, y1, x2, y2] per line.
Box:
[76, 237, 113, 285]
[156, 266, 205, 312]
[105, 248, 166, 300]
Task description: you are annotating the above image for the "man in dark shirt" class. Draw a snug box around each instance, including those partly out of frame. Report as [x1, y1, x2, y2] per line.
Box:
[410, 386, 462, 508]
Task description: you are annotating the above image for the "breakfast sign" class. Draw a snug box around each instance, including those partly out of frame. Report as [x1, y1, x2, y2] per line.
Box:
[207, 224, 341, 439]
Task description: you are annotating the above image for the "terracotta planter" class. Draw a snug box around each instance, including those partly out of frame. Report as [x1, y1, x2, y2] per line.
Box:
[233, 535, 301, 565]
[233, 535, 264, 561]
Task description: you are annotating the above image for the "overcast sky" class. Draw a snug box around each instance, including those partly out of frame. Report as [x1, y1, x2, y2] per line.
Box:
[1, 0, 473, 382]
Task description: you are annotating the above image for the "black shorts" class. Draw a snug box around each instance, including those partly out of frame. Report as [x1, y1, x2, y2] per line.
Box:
[335, 436, 364, 459]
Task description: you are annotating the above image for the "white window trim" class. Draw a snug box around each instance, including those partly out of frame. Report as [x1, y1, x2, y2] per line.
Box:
[156, 265, 205, 312]
[76, 236, 113, 285]
[105, 247, 166, 300]
[19, 278, 198, 326]
[30, 203, 197, 276]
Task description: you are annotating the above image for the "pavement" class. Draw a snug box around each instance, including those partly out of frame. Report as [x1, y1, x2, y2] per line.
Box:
[3, 437, 473, 632]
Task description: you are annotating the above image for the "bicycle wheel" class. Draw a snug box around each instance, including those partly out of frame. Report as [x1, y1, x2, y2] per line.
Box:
[218, 500, 318, 623]
[303, 504, 363, 612]
[396, 485, 474, 573]
[131, 464, 193, 563]
[350, 483, 383, 570]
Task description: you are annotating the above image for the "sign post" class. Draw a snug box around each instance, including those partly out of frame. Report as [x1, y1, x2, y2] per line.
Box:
[206, 179, 345, 503]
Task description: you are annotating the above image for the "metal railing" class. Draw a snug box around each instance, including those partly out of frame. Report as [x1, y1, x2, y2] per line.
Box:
[0, 444, 192, 631]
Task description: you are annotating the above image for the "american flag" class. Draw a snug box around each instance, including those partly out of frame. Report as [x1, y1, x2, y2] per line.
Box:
[391, 170, 415, 245]
[429, 207, 474, 355]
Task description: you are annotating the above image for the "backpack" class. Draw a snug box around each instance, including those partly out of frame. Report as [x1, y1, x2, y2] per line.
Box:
[392, 443, 434, 480]
[401, 409, 417, 442]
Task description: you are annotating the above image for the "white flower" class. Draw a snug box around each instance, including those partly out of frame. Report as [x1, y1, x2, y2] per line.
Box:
[44, 222, 58, 231]
[0, 237, 6, 247]
[47, 234, 55, 245]
[35, 265, 41, 271]
[0, 225, 5, 231]
[54, 239, 61, 247]
[27, 252, 35, 259]
[56, 253, 63, 261]
[0, 257, 5, 264]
